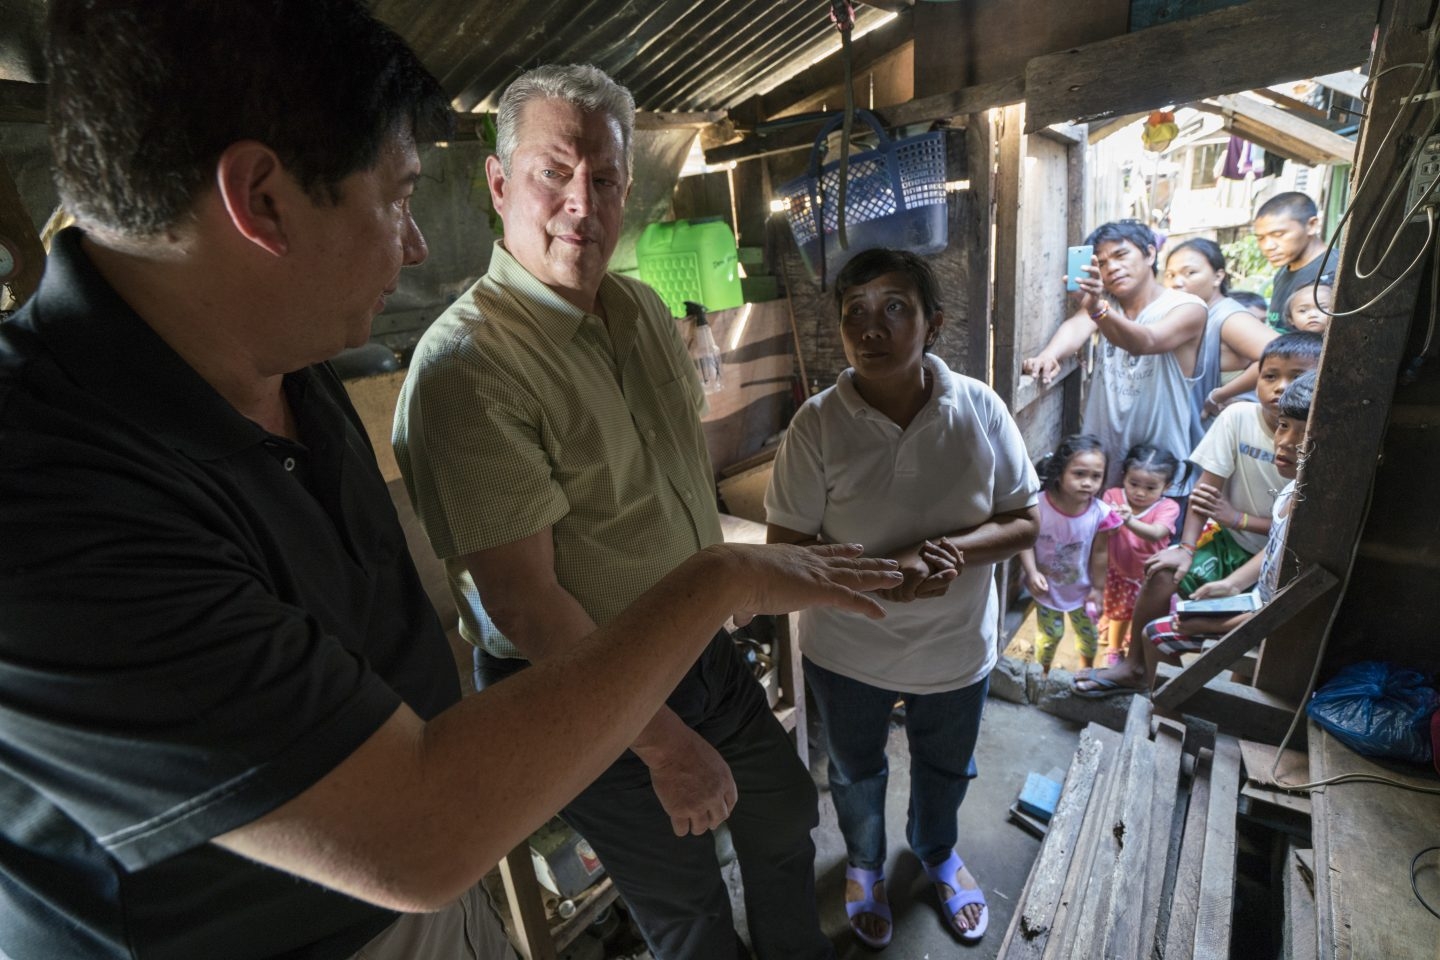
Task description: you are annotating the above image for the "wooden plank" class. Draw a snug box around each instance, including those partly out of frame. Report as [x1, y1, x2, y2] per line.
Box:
[1163, 746, 1213, 960]
[1130, 0, 1246, 30]
[1255, 0, 1434, 705]
[1154, 664, 1299, 745]
[965, 115, 996, 383]
[1100, 698, 1159, 958]
[1239, 738, 1310, 791]
[913, 0, 1128, 96]
[992, 104, 1024, 408]
[880, 75, 1026, 129]
[1207, 94, 1357, 166]
[1283, 844, 1319, 960]
[1310, 721, 1440, 960]
[1001, 725, 1111, 955]
[0, 79, 45, 124]
[1062, 698, 1153, 959]
[499, 843, 560, 960]
[1191, 735, 1241, 960]
[1023, 0, 1376, 133]
[1314, 70, 1369, 101]
[1039, 725, 1124, 960]
[1138, 720, 1185, 956]
[1152, 565, 1339, 712]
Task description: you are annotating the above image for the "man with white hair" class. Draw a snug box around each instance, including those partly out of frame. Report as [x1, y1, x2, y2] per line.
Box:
[396, 64, 836, 960]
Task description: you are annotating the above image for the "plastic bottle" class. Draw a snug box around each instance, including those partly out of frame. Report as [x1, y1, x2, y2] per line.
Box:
[685, 301, 724, 394]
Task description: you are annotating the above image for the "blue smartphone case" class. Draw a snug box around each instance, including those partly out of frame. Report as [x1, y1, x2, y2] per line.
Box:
[1066, 245, 1093, 291]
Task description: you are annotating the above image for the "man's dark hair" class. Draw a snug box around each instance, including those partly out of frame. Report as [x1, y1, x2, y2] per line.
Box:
[833, 248, 943, 322]
[1278, 369, 1318, 421]
[46, 0, 452, 237]
[1255, 191, 1319, 224]
[1261, 330, 1324, 366]
[1085, 220, 1159, 275]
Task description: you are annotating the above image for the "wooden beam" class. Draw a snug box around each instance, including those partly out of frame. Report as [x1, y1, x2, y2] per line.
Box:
[1152, 565, 1338, 713]
[1246, 85, 1333, 123]
[992, 104, 1024, 408]
[1255, 0, 1434, 704]
[1022, 0, 1376, 133]
[1154, 664, 1298, 744]
[0, 79, 45, 124]
[704, 74, 1023, 166]
[1205, 94, 1356, 166]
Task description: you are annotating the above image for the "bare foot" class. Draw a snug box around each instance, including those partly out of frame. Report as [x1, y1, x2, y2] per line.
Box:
[1073, 661, 1146, 695]
[845, 875, 890, 942]
[934, 863, 983, 933]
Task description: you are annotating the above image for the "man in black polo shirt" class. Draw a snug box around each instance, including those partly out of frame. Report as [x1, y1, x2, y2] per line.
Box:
[0, 4, 900, 959]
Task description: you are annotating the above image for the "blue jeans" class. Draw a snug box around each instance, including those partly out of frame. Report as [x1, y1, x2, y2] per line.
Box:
[803, 658, 986, 871]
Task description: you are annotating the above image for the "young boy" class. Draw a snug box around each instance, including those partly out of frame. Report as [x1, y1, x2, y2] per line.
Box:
[1254, 192, 1338, 331]
[1074, 331, 1322, 695]
[1142, 370, 1317, 655]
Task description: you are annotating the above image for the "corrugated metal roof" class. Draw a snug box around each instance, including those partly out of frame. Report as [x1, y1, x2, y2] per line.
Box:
[371, 0, 895, 113]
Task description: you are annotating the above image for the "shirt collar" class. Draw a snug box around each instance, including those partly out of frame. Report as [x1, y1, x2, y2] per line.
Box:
[835, 353, 957, 418]
[482, 240, 640, 344]
[27, 227, 305, 460]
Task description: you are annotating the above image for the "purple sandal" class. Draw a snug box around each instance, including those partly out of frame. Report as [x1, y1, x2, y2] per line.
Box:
[844, 864, 893, 949]
[923, 850, 988, 942]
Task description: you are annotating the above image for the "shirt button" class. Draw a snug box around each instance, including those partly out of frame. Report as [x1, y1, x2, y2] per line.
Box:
[283, 457, 296, 471]
[647, 429, 657, 440]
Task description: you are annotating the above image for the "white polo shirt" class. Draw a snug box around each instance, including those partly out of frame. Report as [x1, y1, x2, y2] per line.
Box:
[765, 355, 1039, 693]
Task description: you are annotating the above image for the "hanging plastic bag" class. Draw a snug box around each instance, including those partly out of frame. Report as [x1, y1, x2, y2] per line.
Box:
[1307, 661, 1439, 766]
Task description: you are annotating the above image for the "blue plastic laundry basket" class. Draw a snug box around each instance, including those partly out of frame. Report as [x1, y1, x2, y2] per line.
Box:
[779, 109, 948, 285]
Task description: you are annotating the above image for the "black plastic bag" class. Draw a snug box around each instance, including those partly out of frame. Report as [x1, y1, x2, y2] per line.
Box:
[1307, 661, 1439, 765]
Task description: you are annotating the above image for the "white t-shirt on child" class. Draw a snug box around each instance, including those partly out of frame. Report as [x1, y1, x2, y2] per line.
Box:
[765, 356, 1039, 694]
[1188, 401, 1285, 555]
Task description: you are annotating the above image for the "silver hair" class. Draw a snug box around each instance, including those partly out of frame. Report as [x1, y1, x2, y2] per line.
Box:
[495, 63, 636, 177]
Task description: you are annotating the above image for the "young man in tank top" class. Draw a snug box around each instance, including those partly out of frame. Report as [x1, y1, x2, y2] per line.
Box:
[1023, 220, 1207, 494]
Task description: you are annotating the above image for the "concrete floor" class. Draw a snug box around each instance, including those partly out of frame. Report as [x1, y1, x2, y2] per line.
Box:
[578, 691, 1086, 959]
[723, 695, 1085, 960]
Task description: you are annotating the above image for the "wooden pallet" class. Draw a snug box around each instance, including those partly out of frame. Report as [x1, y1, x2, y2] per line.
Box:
[998, 695, 1242, 959]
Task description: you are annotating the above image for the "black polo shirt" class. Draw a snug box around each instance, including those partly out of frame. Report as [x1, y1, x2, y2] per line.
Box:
[0, 229, 461, 959]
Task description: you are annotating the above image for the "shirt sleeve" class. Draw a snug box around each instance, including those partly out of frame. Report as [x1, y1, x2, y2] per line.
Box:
[396, 332, 570, 558]
[979, 381, 1042, 514]
[1152, 497, 1182, 536]
[1096, 500, 1125, 533]
[764, 402, 827, 536]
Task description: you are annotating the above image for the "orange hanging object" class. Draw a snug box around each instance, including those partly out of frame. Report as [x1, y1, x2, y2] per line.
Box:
[1141, 110, 1178, 153]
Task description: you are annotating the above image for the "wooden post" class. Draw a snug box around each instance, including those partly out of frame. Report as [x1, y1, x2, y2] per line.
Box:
[1254, 0, 1434, 702]
[991, 104, 1024, 407]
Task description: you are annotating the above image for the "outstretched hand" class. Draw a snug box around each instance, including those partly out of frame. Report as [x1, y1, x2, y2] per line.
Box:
[718, 542, 902, 626]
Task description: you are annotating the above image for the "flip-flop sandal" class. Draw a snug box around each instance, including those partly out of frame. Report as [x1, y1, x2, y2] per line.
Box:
[923, 850, 988, 943]
[1072, 673, 1144, 699]
[844, 864, 892, 949]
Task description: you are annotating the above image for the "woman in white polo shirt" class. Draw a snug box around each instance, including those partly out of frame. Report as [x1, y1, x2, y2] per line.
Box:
[765, 249, 1040, 948]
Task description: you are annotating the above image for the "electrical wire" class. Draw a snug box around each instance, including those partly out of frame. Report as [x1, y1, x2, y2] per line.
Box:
[1263, 446, 1440, 797]
[1412, 846, 1440, 920]
[1311, 33, 1440, 319]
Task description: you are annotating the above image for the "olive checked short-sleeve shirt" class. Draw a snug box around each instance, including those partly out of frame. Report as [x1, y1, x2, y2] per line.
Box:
[395, 242, 722, 658]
